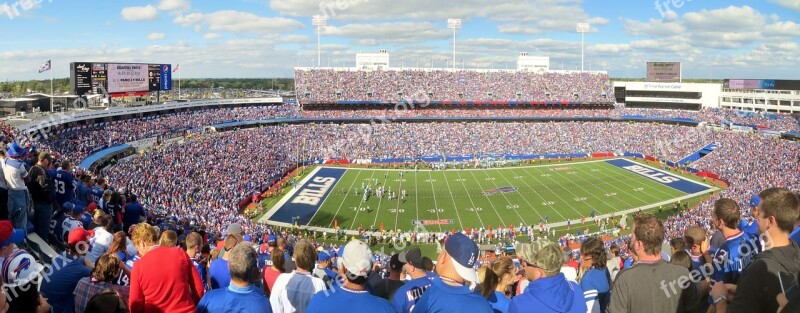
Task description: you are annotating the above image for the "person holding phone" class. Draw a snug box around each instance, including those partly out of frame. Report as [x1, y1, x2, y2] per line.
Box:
[712, 188, 800, 313]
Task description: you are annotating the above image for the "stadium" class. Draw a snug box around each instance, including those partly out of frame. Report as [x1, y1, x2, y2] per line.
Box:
[1, 2, 800, 313]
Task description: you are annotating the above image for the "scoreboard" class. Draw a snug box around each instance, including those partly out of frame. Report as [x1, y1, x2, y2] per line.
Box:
[70, 62, 172, 97]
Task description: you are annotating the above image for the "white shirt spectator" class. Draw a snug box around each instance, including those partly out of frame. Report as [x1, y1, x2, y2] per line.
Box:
[560, 265, 578, 282]
[2, 158, 28, 190]
[86, 226, 114, 263]
[61, 217, 83, 243]
[270, 270, 326, 313]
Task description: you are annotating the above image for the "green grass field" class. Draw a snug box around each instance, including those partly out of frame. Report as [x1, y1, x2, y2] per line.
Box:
[295, 159, 714, 233]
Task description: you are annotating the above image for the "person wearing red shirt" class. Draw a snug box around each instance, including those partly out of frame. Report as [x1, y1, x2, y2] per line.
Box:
[128, 223, 204, 313]
[262, 247, 285, 296]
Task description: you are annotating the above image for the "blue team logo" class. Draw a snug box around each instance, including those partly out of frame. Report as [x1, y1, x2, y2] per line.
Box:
[484, 186, 518, 196]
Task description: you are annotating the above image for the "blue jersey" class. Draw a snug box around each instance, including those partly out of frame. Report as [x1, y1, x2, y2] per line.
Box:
[710, 231, 756, 284]
[580, 268, 611, 313]
[74, 182, 91, 206]
[90, 186, 104, 204]
[392, 275, 434, 313]
[53, 170, 75, 206]
[50, 212, 68, 245]
[413, 276, 493, 313]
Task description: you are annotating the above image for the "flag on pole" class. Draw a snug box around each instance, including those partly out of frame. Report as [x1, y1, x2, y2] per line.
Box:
[38, 60, 51, 73]
[173, 64, 180, 72]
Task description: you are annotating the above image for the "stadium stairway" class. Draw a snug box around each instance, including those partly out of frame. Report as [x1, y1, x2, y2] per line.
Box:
[675, 142, 719, 166]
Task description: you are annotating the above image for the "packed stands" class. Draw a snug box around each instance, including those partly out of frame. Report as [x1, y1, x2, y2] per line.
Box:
[295, 69, 615, 104]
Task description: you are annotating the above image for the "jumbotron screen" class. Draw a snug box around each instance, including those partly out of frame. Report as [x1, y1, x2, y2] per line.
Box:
[70, 62, 172, 96]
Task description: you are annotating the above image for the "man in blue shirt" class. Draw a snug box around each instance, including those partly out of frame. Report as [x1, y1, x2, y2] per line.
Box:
[509, 240, 587, 313]
[40, 228, 93, 313]
[306, 240, 395, 313]
[414, 233, 492, 313]
[392, 247, 433, 313]
[197, 242, 271, 313]
[123, 194, 146, 232]
[52, 161, 76, 207]
[710, 198, 757, 285]
[210, 234, 240, 289]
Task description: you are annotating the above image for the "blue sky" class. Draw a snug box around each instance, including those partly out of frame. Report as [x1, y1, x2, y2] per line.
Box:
[0, 0, 798, 80]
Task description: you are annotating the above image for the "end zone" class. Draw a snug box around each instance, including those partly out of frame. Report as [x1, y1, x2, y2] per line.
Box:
[260, 167, 346, 225]
[605, 158, 712, 194]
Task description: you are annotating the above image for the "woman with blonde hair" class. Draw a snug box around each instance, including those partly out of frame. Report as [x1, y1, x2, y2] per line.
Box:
[480, 256, 516, 313]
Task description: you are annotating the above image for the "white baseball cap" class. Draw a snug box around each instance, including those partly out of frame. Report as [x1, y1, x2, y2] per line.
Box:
[342, 240, 372, 278]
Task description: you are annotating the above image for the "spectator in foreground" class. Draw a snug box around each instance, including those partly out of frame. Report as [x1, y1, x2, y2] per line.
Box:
[606, 245, 622, 284]
[73, 254, 130, 313]
[40, 228, 94, 313]
[579, 237, 611, 313]
[158, 230, 177, 247]
[87, 214, 116, 264]
[128, 223, 204, 313]
[0, 220, 50, 313]
[608, 213, 698, 312]
[392, 247, 433, 313]
[4, 143, 30, 230]
[197, 242, 271, 313]
[480, 255, 515, 313]
[210, 233, 242, 290]
[713, 187, 800, 313]
[414, 233, 492, 313]
[509, 240, 586, 313]
[262, 247, 285, 296]
[84, 290, 129, 313]
[560, 250, 578, 282]
[306, 240, 395, 313]
[27, 152, 53, 242]
[269, 239, 326, 313]
[372, 253, 406, 301]
[185, 232, 208, 288]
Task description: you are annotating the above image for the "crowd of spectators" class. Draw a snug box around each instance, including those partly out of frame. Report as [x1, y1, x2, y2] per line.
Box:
[295, 69, 615, 103]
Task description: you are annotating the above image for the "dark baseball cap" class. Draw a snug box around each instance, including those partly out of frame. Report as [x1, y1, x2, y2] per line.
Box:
[389, 254, 405, 271]
[399, 247, 424, 269]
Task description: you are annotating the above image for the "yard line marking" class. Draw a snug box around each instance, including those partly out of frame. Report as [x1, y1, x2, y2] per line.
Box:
[494, 168, 544, 222]
[371, 174, 390, 229]
[440, 171, 465, 230]
[520, 166, 578, 220]
[324, 169, 360, 228]
[428, 171, 443, 232]
[544, 166, 621, 217]
[454, 171, 486, 228]
[466, 170, 507, 227]
[476, 168, 528, 225]
[348, 170, 377, 230]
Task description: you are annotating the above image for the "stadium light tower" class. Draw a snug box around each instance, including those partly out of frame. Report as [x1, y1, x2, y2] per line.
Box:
[576, 23, 590, 72]
[312, 15, 328, 67]
[447, 18, 461, 70]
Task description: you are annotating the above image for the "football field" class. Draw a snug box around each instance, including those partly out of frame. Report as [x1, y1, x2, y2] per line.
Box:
[263, 158, 717, 232]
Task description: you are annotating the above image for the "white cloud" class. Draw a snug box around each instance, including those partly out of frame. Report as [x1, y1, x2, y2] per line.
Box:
[120, 5, 159, 21]
[147, 32, 166, 40]
[158, 0, 191, 12]
[683, 6, 765, 33]
[322, 22, 449, 43]
[173, 10, 303, 33]
[203, 33, 222, 40]
[769, 0, 800, 12]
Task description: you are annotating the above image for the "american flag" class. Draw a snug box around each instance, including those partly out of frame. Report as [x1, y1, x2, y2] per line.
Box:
[173, 64, 180, 73]
[38, 60, 51, 73]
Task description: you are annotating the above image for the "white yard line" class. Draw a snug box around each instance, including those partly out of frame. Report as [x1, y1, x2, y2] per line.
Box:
[494, 168, 544, 221]
[466, 170, 507, 226]
[440, 171, 465, 230]
[476, 168, 528, 225]
[427, 171, 444, 232]
[454, 171, 487, 227]
[348, 170, 378, 230]
[524, 167, 585, 219]
[323, 169, 361, 228]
